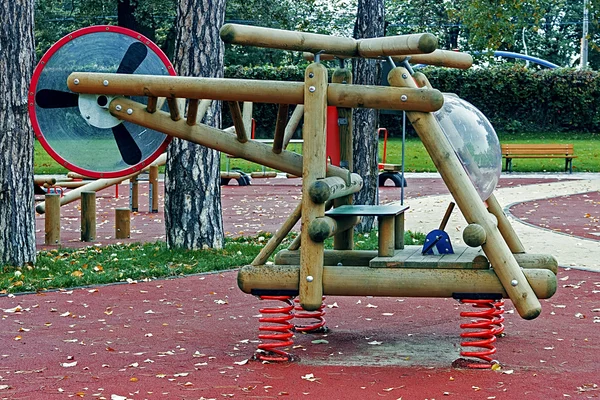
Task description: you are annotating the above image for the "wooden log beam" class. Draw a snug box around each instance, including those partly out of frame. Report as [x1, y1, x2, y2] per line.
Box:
[68, 73, 443, 112]
[220, 23, 436, 58]
[308, 174, 363, 204]
[237, 264, 557, 300]
[308, 216, 359, 243]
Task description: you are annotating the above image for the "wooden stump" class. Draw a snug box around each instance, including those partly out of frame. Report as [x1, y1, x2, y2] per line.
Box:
[115, 208, 131, 239]
[44, 193, 60, 245]
[81, 191, 96, 242]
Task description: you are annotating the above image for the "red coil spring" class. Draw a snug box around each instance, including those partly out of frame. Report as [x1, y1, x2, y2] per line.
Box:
[458, 299, 505, 369]
[255, 295, 295, 362]
[293, 297, 327, 333]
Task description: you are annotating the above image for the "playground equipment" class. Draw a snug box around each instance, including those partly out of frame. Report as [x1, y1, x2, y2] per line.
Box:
[29, 24, 558, 367]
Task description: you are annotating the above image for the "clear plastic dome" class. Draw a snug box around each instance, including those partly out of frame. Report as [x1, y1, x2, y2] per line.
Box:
[434, 95, 501, 200]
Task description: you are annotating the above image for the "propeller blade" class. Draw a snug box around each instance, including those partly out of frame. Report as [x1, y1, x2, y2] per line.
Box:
[35, 89, 79, 109]
[117, 42, 148, 74]
[112, 124, 142, 165]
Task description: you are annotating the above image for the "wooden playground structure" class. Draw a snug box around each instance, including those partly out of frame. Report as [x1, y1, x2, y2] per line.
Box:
[29, 24, 558, 367]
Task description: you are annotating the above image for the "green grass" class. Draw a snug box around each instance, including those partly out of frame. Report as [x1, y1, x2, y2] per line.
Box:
[36, 133, 600, 175]
[1, 231, 425, 294]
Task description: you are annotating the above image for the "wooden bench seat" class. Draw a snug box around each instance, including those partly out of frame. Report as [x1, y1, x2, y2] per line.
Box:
[501, 144, 576, 173]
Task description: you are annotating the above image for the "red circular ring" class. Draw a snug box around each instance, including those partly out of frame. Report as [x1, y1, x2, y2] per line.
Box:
[29, 25, 175, 179]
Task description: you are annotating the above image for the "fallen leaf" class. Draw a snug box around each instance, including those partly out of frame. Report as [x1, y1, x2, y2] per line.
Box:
[234, 359, 248, 365]
[61, 361, 77, 368]
[301, 373, 320, 382]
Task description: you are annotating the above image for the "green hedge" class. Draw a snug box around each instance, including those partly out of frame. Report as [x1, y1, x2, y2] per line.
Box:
[224, 64, 600, 136]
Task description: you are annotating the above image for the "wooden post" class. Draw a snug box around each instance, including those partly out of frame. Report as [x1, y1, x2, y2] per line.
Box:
[283, 105, 304, 149]
[228, 101, 248, 143]
[242, 102, 253, 135]
[395, 213, 405, 250]
[81, 191, 96, 242]
[130, 173, 139, 212]
[147, 96, 158, 113]
[252, 202, 302, 266]
[332, 66, 354, 250]
[115, 208, 131, 239]
[167, 97, 181, 121]
[149, 165, 159, 213]
[272, 104, 289, 154]
[388, 67, 542, 320]
[44, 193, 60, 245]
[299, 63, 328, 311]
[186, 98, 199, 126]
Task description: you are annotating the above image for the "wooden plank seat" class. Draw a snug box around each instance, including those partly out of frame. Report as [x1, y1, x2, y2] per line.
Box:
[326, 204, 409, 257]
[501, 143, 576, 173]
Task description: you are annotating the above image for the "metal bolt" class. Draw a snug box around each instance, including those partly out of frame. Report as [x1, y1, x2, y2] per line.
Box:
[115, 105, 122, 111]
[126, 108, 133, 115]
[103, 80, 109, 86]
[306, 275, 314, 282]
[401, 95, 408, 102]
[402, 73, 408, 79]
[511, 279, 518, 287]
[308, 73, 314, 78]
[73, 79, 79, 85]
[308, 86, 316, 93]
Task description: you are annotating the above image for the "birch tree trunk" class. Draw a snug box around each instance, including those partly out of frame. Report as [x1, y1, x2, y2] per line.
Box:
[0, 0, 36, 266]
[352, 0, 385, 232]
[164, 0, 226, 249]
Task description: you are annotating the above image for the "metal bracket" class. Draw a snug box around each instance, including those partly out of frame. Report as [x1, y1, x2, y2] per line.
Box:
[338, 118, 348, 126]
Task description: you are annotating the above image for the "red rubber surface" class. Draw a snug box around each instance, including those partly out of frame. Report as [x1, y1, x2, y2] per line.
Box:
[10, 176, 599, 398]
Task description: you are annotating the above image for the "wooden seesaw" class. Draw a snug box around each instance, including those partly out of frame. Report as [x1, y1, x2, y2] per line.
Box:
[28, 24, 557, 367]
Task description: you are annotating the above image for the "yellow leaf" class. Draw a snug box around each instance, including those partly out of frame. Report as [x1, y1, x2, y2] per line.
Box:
[130, 377, 139, 382]
[14, 335, 22, 341]
[71, 270, 84, 278]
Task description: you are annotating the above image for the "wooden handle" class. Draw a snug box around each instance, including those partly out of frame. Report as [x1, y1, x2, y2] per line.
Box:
[358, 34, 437, 57]
[439, 202, 455, 230]
[392, 50, 473, 69]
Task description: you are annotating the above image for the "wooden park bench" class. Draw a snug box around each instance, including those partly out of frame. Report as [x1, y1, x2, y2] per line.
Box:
[501, 143, 576, 173]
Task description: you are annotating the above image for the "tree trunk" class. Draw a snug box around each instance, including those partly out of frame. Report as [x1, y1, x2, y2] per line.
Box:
[352, 0, 385, 232]
[164, 0, 226, 250]
[117, 0, 157, 43]
[0, 0, 36, 266]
